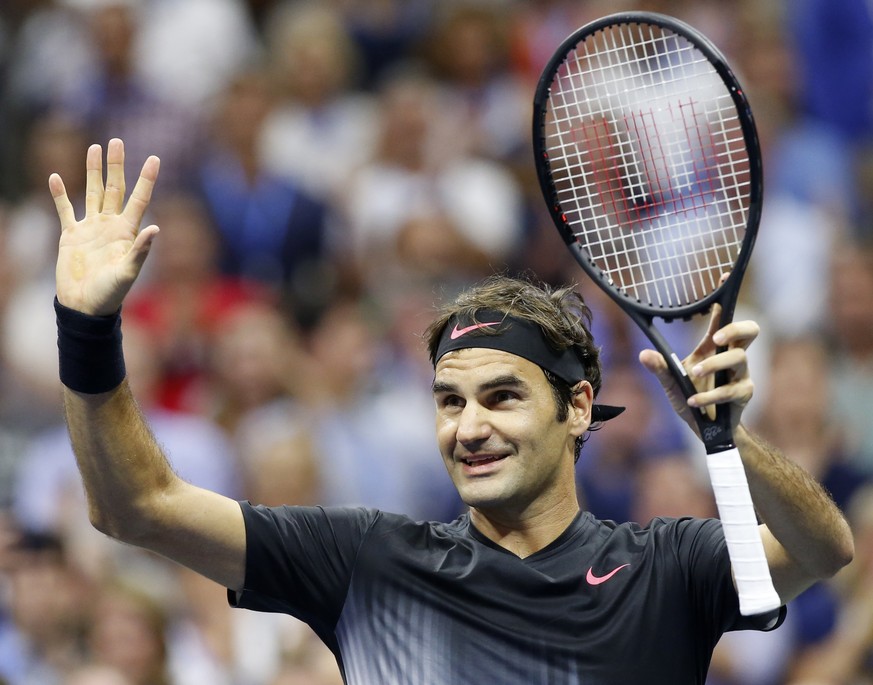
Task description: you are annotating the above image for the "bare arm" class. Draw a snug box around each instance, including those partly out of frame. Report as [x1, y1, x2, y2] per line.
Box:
[640, 306, 853, 603]
[52, 139, 246, 590]
[63, 381, 246, 590]
[736, 426, 853, 602]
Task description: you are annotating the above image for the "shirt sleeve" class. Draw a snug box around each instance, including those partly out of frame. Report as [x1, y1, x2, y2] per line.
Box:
[228, 501, 380, 636]
[663, 517, 786, 637]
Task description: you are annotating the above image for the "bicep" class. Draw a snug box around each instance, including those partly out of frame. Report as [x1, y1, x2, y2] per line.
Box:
[139, 480, 247, 592]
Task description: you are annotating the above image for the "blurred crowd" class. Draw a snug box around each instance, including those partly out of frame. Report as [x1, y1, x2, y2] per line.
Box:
[0, 0, 872, 683]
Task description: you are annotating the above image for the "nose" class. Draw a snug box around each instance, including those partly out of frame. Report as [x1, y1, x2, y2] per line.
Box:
[455, 402, 492, 445]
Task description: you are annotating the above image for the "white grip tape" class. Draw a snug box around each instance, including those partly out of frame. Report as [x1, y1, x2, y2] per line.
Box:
[706, 447, 782, 616]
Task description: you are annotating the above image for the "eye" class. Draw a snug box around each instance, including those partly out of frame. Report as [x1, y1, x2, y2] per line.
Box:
[438, 394, 465, 410]
[490, 390, 519, 405]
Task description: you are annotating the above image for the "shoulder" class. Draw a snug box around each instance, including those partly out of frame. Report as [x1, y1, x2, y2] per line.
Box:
[241, 502, 381, 534]
[585, 514, 726, 562]
[587, 514, 722, 540]
[240, 502, 468, 544]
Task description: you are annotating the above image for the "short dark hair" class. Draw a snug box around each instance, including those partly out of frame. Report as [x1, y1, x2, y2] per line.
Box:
[425, 274, 603, 460]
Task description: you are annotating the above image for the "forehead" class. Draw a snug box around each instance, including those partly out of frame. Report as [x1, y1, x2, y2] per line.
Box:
[434, 348, 546, 388]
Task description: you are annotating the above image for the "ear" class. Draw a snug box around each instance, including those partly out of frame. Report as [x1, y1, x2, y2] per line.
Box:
[568, 381, 594, 438]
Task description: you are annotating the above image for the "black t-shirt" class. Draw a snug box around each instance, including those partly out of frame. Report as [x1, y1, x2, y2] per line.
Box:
[230, 503, 784, 685]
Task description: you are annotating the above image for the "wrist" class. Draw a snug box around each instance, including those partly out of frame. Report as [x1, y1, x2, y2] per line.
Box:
[734, 423, 752, 447]
[55, 297, 126, 394]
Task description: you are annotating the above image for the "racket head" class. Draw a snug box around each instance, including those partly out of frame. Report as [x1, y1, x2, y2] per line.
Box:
[533, 12, 761, 322]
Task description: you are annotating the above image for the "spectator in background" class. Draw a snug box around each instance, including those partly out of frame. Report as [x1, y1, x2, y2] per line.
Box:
[87, 567, 297, 685]
[0, 209, 38, 508]
[233, 406, 323, 509]
[826, 241, 873, 472]
[753, 334, 871, 512]
[0, 530, 93, 685]
[342, 67, 524, 294]
[132, 0, 260, 110]
[86, 580, 171, 685]
[259, 1, 378, 203]
[200, 299, 307, 442]
[421, 3, 530, 164]
[507, 0, 618, 86]
[328, 0, 433, 89]
[124, 192, 272, 412]
[2, 1, 93, 121]
[631, 451, 716, 525]
[267, 628, 344, 685]
[787, 0, 873, 146]
[64, 664, 133, 685]
[60, 0, 204, 192]
[196, 67, 336, 296]
[736, 5, 857, 337]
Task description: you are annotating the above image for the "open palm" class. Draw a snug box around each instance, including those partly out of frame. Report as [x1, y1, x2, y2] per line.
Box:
[52, 139, 160, 316]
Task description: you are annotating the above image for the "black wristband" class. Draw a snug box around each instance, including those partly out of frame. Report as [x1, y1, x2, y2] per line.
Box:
[55, 297, 126, 394]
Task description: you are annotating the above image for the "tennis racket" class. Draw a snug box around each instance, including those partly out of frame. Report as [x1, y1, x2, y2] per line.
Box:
[532, 12, 780, 616]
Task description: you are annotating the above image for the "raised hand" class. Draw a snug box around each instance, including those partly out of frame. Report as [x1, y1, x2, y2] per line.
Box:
[52, 138, 160, 316]
[639, 303, 759, 437]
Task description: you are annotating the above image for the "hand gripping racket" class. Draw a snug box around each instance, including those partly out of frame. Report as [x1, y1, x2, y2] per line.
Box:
[532, 12, 780, 615]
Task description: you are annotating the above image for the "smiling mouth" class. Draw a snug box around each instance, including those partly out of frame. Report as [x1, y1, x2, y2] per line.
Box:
[460, 455, 507, 466]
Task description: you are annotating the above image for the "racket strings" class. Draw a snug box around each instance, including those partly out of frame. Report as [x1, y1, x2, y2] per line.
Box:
[544, 21, 749, 309]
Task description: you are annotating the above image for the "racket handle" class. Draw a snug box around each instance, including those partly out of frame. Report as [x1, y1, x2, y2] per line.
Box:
[705, 447, 782, 616]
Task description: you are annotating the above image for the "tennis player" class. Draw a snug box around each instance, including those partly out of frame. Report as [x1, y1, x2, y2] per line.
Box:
[51, 140, 853, 684]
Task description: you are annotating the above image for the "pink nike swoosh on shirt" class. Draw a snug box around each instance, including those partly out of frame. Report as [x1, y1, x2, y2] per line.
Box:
[586, 564, 630, 586]
[449, 321, 501, 340]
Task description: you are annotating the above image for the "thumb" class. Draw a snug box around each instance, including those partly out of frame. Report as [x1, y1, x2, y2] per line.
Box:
[124, 225, 160, 281]
[128, 225, 160, 271]
[639, 347, 685, 403]
[639, 347, 701, 428]
[639, 348, 668, 378]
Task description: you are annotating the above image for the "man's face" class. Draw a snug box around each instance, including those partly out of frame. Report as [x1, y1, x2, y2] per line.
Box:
[432, 348, 589, 518]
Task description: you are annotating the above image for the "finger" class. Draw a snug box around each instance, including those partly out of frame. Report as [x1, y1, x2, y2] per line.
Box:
[713, 320, 760, 351]
[690, 347, 749, 381]
[49, 173, 77, 230]
[687, 304, 723, 364]
[121, 156, 160, 228]
[688, 377, 754, 409]
[85, 143, 104, 216]
[704, 303, 723, 339]
[102, 138, 126, 215]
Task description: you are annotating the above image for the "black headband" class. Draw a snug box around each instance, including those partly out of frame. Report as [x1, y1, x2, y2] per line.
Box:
[434, 310, 624, 422]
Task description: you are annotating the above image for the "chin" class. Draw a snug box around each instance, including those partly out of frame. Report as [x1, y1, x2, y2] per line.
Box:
[456, 483, 516, 512]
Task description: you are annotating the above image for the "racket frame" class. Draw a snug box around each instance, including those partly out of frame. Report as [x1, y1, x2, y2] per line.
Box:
[532, 11, 763, 454]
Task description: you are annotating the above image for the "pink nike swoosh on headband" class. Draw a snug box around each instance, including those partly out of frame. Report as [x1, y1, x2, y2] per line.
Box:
[585, 564, 630, 586]
[450, 321, 501, 340]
